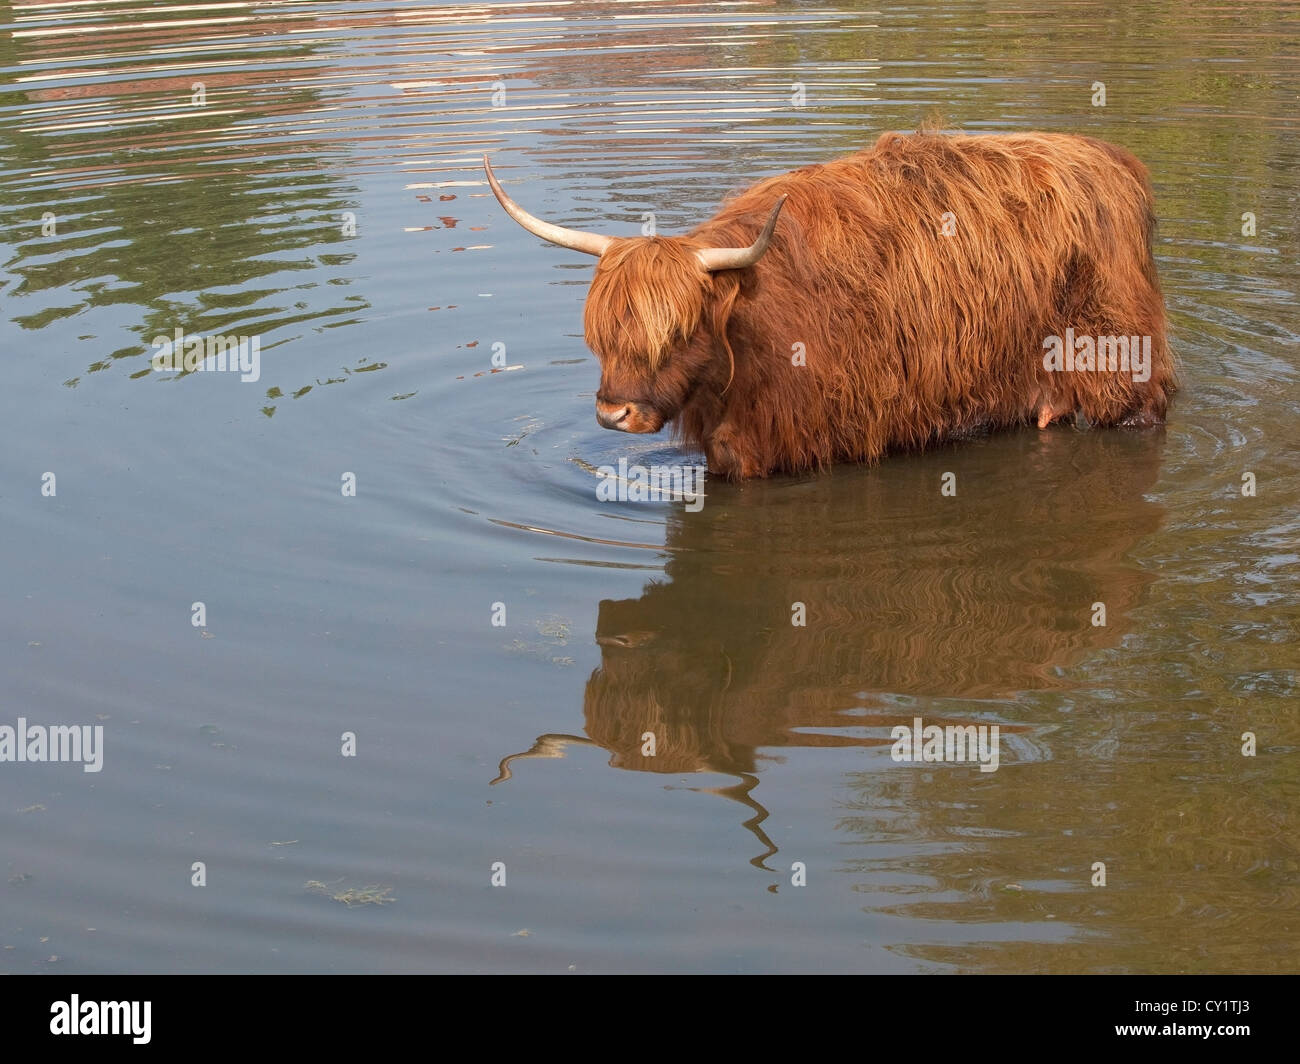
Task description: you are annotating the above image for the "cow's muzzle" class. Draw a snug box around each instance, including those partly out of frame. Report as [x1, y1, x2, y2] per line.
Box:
[595, 399, 663, 433]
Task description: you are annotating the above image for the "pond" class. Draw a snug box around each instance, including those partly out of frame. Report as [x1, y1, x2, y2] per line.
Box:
[1, 0, 1296, 973]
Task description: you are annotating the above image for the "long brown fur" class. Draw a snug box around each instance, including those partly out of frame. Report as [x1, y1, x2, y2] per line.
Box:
[582, 130, 1175, 478]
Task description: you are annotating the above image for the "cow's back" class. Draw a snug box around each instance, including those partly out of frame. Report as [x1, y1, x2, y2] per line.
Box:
[686, 131, 1173, 469]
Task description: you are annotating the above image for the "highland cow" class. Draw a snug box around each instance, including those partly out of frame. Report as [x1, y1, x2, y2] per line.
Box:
[485, 130, 1175, 478]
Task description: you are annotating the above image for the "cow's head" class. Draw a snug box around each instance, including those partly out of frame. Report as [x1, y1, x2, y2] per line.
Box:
[484, 156, 785, 433]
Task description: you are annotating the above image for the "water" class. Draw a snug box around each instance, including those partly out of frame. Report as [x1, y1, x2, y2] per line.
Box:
[1, 0, 1296, 974]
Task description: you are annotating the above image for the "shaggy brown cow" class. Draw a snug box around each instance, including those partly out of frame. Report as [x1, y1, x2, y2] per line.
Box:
[484, 131, 1175, 478]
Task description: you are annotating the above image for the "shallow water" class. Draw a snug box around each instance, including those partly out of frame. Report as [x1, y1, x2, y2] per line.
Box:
[1, 0, 1296, 973]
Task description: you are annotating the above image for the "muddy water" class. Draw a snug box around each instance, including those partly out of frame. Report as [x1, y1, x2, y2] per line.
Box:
[0, 1, 1296, 973]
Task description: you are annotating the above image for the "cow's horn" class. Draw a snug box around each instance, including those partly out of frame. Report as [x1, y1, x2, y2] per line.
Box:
[696, 195, 788, 272]
[483, 155, 612, 258]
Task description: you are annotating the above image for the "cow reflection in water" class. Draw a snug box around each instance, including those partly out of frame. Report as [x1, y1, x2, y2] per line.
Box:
[494, 429, 1166, 866]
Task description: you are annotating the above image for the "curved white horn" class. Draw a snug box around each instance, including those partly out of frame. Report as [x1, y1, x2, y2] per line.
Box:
[483, 155, 612, 258]
[696, 194, 788, 272]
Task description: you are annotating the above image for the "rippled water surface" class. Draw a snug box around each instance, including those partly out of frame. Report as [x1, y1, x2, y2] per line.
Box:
[2, 1, 1297, 973]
